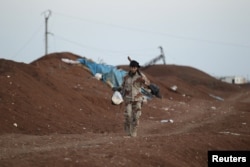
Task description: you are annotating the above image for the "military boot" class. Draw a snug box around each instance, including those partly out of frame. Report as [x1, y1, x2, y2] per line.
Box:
[131, 126, 137, 137]
[130, 120, 138, 137]
[124, 122, 130, 136]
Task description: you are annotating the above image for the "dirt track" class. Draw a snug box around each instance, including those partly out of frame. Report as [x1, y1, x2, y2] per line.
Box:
[0, 52, 249, 167]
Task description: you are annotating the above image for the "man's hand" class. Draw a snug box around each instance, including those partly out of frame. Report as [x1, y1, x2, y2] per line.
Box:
[112, 87, 122, 92]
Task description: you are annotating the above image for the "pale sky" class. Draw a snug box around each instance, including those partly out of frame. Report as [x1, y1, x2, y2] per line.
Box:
[1, 0, 250, 79]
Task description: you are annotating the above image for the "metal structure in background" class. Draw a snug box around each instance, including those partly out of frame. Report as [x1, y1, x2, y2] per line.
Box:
[143, 46, 166, 68]
[43, 10, 52, 55]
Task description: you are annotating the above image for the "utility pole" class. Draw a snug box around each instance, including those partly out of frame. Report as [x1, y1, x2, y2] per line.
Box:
[43, 10, 52, 55]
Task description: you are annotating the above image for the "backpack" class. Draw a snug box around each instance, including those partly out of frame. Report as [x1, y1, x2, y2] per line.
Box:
[148, 84, 162, 98]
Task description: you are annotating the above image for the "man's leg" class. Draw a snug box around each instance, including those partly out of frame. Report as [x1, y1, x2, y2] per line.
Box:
[131, 101, 142, 137]
[124, 103, 132, 136]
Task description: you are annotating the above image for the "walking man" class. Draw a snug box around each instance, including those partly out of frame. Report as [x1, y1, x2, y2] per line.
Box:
[121, 60, 150, 137]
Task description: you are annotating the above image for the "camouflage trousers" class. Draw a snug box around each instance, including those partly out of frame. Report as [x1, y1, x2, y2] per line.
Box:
[124, 101, 142, 137]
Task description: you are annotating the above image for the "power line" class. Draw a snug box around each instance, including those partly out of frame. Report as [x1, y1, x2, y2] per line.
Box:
[53, 34, 156, 55]
[53, 11, 250, 49]
[12, 22, 44, 59]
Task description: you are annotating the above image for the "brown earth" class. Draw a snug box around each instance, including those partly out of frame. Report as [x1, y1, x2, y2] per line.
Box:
[0, 52, 249, 167]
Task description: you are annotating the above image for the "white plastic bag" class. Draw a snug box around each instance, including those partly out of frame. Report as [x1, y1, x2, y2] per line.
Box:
[111, 91, 123, 105]
[94, 73, 102, 80]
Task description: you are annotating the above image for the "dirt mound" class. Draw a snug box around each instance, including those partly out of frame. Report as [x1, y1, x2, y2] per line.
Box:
[0, 53, 119, 135]
[142, 64, 239, 100]
[0, 52, 249, 167]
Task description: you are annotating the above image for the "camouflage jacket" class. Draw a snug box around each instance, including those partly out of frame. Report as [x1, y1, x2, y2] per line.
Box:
[122, 71, 150, 103]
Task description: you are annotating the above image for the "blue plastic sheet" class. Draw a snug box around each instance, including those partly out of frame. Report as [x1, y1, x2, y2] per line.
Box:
[77, 58, 127, 88]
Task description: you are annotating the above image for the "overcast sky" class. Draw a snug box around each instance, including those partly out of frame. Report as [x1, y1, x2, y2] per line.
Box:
[1, 0, 250, 79]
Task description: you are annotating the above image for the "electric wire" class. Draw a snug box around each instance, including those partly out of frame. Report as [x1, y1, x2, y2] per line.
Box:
[53, 12, 250, 49]
[53, 33, 156, 56]
[12, 22, 44, 59]
[12, 10, 249, 63]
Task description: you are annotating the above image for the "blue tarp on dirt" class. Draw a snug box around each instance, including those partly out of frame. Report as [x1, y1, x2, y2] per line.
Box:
[78, 58, 127, 88]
